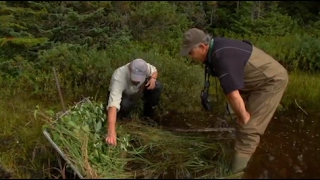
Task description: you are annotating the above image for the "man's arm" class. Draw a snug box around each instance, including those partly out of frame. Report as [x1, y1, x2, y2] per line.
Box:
[106, 87, 123, 133]
[105, 89, 122, 146]
[145, 63, 158, 89]
[107, 107, 117, 132]
[226, 90, 249, 122]
[147, 63, 158, 79]
[214, 51, 250, 124]
[105, 73, 125, 145]
[150, 71, 158, 79]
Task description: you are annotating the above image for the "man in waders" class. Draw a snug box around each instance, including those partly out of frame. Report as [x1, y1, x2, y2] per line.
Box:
[179, 28, 288, 177]
[105, 58, 163, 146]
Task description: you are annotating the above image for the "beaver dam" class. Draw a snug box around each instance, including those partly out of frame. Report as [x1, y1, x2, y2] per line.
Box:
[41, 98, 235, 179]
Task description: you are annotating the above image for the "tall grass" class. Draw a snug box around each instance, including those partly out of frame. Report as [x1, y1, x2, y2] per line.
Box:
[282, 71, 320, 113]
[0, 97, 59, 178]
[40, 99, 232, 179]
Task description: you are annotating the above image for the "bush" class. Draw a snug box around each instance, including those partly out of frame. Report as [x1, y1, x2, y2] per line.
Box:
[220, 32, 320, 72]
[7, 42, 204, 113]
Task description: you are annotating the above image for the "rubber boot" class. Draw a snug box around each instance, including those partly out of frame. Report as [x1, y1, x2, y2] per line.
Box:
[216, 152, 251, 179]
[231, 153, 251, 174]
[219, 153, 250, 179]
[218, 172, 244, 179]
[218, 153, 251, 179]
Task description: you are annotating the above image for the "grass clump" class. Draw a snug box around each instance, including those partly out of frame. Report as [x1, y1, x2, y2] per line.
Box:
[41, 98, 232, 179]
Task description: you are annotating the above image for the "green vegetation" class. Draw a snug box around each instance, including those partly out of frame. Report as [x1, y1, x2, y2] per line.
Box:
[0, 1, 319, 178]
[40, 99, 231, 179]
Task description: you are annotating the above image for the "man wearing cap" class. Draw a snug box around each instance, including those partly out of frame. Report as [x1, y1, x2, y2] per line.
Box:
[105, 58, 163, 146]
[179, 28, 288, 176]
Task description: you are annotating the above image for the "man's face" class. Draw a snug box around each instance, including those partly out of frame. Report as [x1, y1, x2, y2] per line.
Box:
[188, 43, 209, 63]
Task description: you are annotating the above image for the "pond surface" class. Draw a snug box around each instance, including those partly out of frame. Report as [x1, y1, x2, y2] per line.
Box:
[159, 108, 320, 179]
[244, 110, 320, 179]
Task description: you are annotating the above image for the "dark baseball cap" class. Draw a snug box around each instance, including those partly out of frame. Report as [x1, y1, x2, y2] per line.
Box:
[179, 28, 207, 56]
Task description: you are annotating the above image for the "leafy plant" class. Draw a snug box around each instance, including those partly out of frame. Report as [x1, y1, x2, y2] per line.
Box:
[42, 99, 232, 179]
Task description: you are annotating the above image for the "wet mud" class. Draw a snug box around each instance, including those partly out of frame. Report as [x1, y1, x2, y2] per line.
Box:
[160, 108, 320, 179]
[0, 164, 11, 179]
[244, 110, 320, 179]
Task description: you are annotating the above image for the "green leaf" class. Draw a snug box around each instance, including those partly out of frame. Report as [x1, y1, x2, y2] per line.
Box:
[45, 109, 55, 117]
[95, 120, 102, 133]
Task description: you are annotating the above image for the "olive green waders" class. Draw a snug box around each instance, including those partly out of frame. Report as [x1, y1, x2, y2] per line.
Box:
[227, 46, 289, 178]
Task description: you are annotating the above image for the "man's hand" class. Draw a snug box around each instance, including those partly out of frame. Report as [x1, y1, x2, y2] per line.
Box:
[226, 90, 250, 125]
[237, 111, 250, 125]
[105, 130, 117, 146]
[145, 77, 156, 90]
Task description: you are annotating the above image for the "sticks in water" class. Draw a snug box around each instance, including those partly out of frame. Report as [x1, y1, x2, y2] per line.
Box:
[164, 127, 235, 133]
[295, 99, 308, 115]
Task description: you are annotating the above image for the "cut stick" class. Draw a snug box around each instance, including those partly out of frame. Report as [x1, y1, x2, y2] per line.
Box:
[163, 127, 235, 133]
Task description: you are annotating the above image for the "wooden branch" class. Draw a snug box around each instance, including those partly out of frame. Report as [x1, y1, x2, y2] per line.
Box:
[53, 67, 66, 112]
[295, 99, 308, 115]
[163, 127, 235, 133]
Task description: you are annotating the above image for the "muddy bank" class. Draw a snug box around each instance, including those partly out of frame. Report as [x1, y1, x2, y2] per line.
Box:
[158, 110, 234, 129]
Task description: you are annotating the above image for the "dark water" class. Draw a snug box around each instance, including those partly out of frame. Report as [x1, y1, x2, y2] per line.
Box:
[244, 110, 320, 179]
[159, 108, 320, 179]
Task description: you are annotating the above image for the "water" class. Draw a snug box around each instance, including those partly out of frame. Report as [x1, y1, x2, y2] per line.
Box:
[244, 110, 320, 179]
[159, 108, 320, 179]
